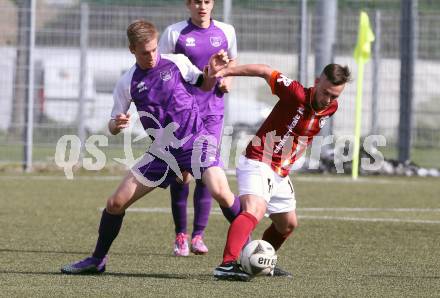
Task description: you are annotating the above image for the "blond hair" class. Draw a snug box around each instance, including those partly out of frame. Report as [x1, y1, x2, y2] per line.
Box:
[126, 20, 158, 48]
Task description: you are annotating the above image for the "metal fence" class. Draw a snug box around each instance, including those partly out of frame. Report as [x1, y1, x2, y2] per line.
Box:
[0, 0, 439, 169]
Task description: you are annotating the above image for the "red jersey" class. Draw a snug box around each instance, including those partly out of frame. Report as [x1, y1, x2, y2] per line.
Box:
[245, 71, 338, 177]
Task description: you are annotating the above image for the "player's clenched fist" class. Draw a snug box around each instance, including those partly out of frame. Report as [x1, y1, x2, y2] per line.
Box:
[208, 49, 229, 77]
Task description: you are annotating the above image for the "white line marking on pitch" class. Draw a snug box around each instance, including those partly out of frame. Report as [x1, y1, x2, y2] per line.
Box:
[98, 207, 440, 224]
[292, 176, 423, 184]
[298, 215, 440, 224]
[300, 207, 440, 212]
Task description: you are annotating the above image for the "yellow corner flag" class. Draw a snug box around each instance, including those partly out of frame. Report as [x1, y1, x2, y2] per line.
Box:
[353, 11, 375, 64]
[352, 11, 375, 180]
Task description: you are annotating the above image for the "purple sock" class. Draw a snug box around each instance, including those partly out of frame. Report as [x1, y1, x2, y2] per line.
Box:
[192, 180, 212, 238]
[170, 181, 189, 235]
[220, 195, 242, 223]
[92, 209, 124, 259]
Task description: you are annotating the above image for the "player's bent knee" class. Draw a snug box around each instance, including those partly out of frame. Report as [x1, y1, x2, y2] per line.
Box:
[291, 216, 299, 228]
[286, 218, 299, 232]
[210, 188, 233, 205]
[180, 171, 193, 184]
[106, 196, 125, 214]
[242, 197, 267, 221]
[277, 224, 295, 236]
[287, 222, 298, 233]
[274, 218, 298, 235]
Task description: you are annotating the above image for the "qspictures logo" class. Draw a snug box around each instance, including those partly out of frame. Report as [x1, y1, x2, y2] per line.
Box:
[54, 112, 387, 183]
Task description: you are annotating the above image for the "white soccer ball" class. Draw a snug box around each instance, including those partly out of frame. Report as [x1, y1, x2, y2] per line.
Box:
[239, 240, 277, 276]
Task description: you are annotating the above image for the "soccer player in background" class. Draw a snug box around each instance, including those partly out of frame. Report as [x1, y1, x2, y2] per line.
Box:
[60, 20, 241, 274]
[158, 0, 238, 256]
[212, 63, 351, 281]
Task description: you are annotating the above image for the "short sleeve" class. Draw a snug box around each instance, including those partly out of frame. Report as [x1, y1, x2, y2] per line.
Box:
[162, 53, 203, 85]
[226, 26, 238, 60]
[158, 21, 187, 55]
[110, 70, 133, 118]
[269, 71, 304, 104]
[158, 25, 175, 54]
[213, 20, 238, 60]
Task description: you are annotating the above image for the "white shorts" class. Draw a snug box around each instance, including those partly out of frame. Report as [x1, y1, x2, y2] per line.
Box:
[236, 156, 296, 215]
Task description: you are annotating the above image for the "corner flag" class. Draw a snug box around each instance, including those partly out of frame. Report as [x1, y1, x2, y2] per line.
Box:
[353, 12, 375, 64]
[352, 11, 375, 180]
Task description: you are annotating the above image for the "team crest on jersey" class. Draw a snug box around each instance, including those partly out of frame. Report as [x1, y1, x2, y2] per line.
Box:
[319, 116, 329, 128]
[186, 37, 196, 47]
[209, 36, 223, 47]
[160, 70, 172, 82]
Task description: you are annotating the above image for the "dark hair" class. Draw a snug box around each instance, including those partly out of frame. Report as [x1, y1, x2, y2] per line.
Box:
[322, 64, 351, 85]
[127, 20, 158, 48]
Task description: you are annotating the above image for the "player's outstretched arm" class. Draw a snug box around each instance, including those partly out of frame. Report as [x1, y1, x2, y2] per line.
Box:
[200, 49, 230, 91]
[108, 113, 130, 135]
[218, 58, 237, 93]
[215, 64, 274, 84]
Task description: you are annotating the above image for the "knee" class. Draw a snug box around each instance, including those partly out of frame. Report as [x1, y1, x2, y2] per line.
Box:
[254, 204, 268, 222]
[286, 220, 298, 234]
[277, 219, 298, 235]
[178, 171, 193, 184]
[242, 197, 267, 222]
[210, 187, 232, 206]
[106, 195, 125, 214]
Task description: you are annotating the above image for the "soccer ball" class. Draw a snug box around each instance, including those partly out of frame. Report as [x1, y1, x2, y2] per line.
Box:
[239, 240, 277, 276]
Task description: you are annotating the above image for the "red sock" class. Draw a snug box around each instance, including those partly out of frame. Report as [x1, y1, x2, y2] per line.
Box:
[222, 212, 258, 264]
[262, 223, 292, 251]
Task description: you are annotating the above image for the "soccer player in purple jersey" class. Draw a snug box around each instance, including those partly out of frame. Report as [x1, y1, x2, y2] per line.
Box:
[60, 20, 241, 275]
[159, 0, 238, 256]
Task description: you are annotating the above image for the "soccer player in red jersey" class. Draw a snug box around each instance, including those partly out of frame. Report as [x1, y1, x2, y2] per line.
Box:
[212, 63, 351, 281]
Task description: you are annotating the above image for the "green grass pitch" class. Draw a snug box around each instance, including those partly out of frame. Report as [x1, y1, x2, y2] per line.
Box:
[0, 173, 439, 297]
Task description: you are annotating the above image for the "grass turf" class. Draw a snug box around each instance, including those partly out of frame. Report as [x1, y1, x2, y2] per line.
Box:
[0, 174, 439, 297]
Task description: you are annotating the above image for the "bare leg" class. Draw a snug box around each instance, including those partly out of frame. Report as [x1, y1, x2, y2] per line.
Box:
[202, 166, 242, 222]
[263, 211, 298, 251]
